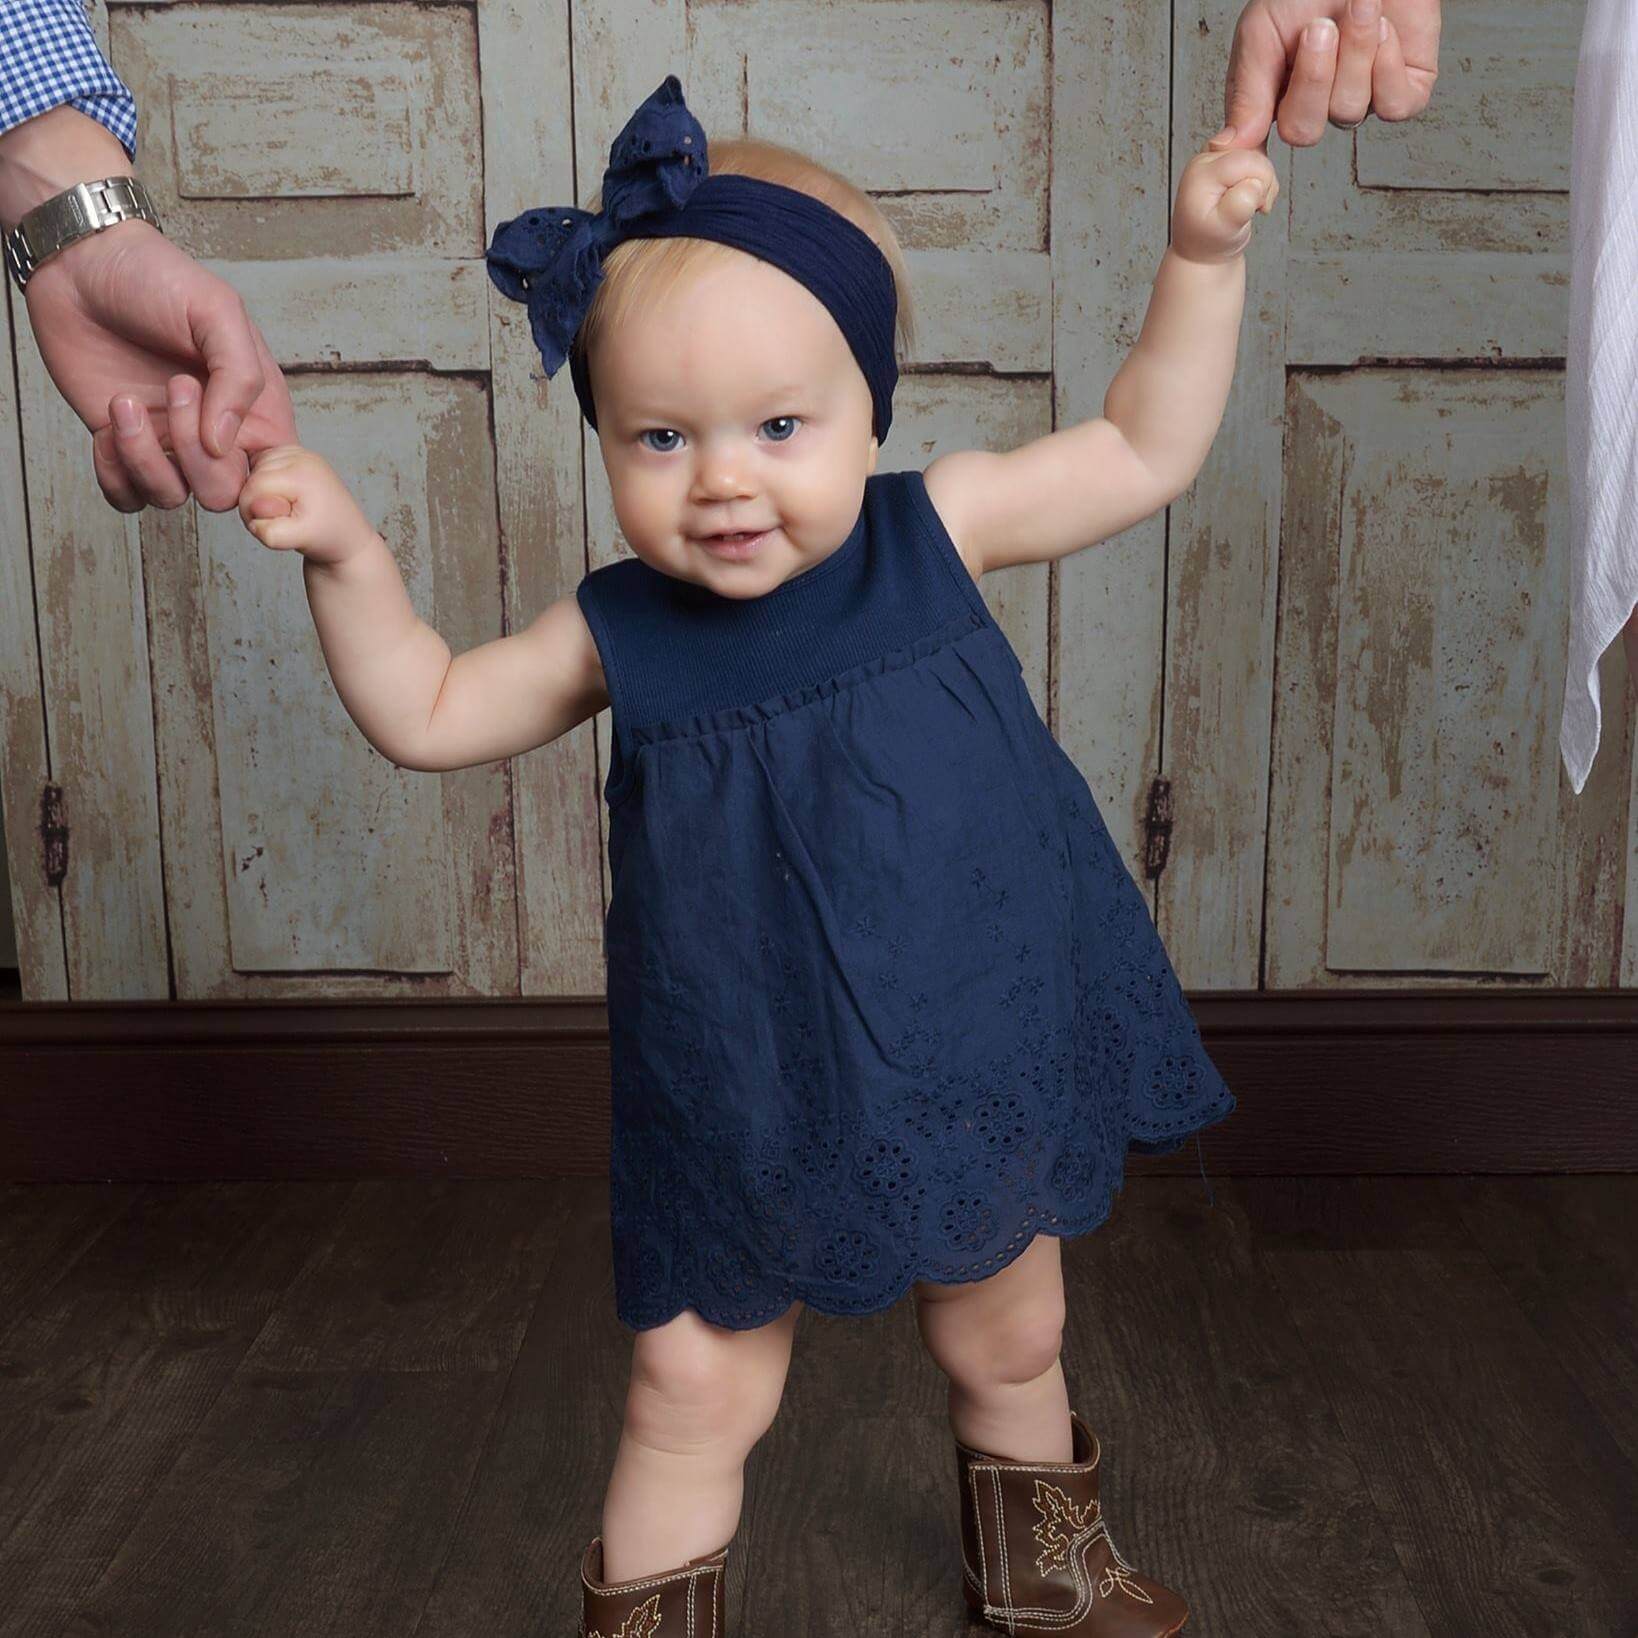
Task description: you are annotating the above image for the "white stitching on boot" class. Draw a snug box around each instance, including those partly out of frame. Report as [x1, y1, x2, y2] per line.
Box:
[1030, 1479, 1098, 1577]
[991, 1469, 1014, 1630]
[585, 1594, 661, 1638]
[975, 1486, 1105, 1630]
[969, 1469, 990, 1597]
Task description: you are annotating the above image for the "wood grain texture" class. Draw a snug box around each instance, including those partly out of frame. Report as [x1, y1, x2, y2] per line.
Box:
[479, 0, 610, 1002]
[0, 271, 67, 998]
[0, 1175, 1631, 1633]
[10, 246, 168, 999]
[1162, 0, 1290, 989]
[0, 0, 1627, 1004]
[1052, 0, 1173, 881]
[1250, 1176, 1638, 1636]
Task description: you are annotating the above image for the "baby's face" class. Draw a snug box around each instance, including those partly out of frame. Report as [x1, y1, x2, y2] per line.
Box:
[590, 251, 880, 600]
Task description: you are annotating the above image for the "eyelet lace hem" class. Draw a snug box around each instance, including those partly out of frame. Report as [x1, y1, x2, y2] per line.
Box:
[613, 1090, 1235, 1334]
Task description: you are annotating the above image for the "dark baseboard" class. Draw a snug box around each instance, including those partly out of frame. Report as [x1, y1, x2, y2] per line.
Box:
[1, 990, 1634, 1181]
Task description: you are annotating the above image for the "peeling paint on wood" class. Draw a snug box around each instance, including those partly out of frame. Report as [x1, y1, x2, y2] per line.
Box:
[0, 0, 1623, 1000]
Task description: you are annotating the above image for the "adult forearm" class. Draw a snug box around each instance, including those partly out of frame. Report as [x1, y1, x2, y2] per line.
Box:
[0, 104, 133, 233]
[1103, 246, 1246, 494]
[302, 536, 455, 767]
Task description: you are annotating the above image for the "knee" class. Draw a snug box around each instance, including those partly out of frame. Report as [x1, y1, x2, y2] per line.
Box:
[625, 1307, 793, 1455]
[917, 1290, 1066, 1390]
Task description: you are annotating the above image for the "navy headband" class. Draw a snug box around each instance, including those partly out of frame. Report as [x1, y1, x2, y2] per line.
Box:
[484, 74, 899, 444]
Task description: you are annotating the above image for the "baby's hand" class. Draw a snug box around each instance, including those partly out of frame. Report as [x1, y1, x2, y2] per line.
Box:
[237, 445, 379, 567]
[1169, 145, 1281, 265]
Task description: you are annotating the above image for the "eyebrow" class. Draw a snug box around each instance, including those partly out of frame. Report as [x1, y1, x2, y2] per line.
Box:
[617, 382, 814, 421]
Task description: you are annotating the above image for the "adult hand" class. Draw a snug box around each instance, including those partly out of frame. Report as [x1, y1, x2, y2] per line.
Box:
[1212, 0, 1441, 151]
[23, 218, 296, 514]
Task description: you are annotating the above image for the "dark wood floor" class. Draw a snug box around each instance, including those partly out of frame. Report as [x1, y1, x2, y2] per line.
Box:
[0, 1174, 1633, 1637]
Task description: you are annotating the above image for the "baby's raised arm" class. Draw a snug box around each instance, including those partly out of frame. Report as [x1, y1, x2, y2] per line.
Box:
[235, 444, 606, 772]
[923, 141, 1279, 578]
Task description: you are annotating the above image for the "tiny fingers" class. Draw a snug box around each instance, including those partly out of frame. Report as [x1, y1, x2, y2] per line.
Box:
[244, 512, 304, 551]
[1240, 172, 1275, 206]
[237, 473, 299, 550]
[1226, 175, 1267, 224]
[1215, 158, 1277, 218]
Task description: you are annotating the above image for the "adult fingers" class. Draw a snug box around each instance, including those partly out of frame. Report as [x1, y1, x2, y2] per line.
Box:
[164, 373, 246, 513]
[1370, 15, 1421, 120]
[1219, 3, 1289, 150]
[1275, 18, 1343, 147]
[1330, 0, 1383, 126]
[245, 318, 299, 448]
[1381, 0, 1441, 110]
[91, 423, 143, 513]
[107, 393, 189, 509]
[186, 279, 265, 459]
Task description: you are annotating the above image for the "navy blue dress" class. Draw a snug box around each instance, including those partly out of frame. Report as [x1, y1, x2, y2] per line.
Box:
[575, 466, 1236, 1332]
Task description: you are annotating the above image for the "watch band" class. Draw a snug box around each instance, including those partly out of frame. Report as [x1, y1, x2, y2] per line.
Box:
[3, 176, 162, 294]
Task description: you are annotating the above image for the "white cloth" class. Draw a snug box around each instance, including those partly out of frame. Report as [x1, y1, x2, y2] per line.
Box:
[1560, 0, 1638, 796]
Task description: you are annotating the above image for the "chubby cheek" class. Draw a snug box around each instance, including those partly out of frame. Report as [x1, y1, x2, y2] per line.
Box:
[775, 473, 845, 550]
[798, 486, 864, 556]
[609, 466, 679, 551]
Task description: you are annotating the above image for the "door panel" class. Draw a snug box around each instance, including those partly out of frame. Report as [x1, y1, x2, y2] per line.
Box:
[0, 0, 1623, 999]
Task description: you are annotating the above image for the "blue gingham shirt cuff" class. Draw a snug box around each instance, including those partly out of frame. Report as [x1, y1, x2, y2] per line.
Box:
[0, 0, 139, 161]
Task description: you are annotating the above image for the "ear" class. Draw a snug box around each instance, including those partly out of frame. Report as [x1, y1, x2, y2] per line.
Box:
[868, 435, 878, 474]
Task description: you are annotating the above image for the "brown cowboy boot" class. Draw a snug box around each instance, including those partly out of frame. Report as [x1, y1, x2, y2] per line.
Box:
[954, 1410, 1190, 1635]
[578, 1532, 731, 1637]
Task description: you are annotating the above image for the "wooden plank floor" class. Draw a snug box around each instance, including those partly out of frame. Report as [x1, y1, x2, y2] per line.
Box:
[0, 1175, 1633, 1637]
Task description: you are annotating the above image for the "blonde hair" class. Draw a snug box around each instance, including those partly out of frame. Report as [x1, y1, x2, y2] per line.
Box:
[572, 135, 917, 414]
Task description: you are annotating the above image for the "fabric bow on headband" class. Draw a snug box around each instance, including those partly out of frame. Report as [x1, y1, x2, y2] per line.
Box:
[484, 75, 706, 381]
[484, 74, 901, 443]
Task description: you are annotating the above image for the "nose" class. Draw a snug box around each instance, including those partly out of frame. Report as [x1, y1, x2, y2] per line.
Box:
[690, 440, 755, 502]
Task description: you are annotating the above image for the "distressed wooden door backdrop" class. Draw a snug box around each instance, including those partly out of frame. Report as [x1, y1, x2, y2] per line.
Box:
[1, 0, 1622, 1003]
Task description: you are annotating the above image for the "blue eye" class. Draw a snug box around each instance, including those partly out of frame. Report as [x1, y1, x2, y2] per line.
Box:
[636, 416, 801, 453]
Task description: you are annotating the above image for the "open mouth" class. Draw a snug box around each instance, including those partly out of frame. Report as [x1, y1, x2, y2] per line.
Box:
[698, 528, 771, 556]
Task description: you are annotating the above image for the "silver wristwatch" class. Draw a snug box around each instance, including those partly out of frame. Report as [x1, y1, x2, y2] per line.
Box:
[3, 176, 162, 294]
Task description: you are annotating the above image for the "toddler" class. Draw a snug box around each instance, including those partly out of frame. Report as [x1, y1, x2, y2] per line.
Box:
[225, 74, 1278, 1638]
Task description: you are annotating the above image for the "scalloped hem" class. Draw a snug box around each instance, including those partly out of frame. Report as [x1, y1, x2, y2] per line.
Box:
[1129, 1084, 1238, 1155]
[615, 1087, 1237, 1334]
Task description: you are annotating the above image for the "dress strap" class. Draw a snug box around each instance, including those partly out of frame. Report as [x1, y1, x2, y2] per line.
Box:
[897, 464, 995, 627]
[575, 571, 638, 808]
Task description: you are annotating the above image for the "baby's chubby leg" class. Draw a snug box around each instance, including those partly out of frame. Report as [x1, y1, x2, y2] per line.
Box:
[600, 1297, 803, 1581]
[912, 1232, 1073, 1462]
